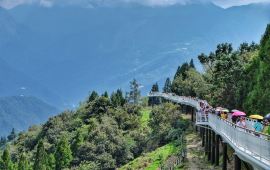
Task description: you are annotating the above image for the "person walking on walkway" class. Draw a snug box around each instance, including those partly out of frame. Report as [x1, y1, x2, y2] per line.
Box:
[263, 119, 270, 135]
[236, 116, 246, 128]
[254, 120, 264, 136]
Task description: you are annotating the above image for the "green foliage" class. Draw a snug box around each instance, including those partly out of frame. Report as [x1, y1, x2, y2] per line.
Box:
[243, 24, 270, 114]
[173, 62, 190, 80]
[7, 128, 16, 141]
[149, 103, 188, 146]
[33, 141, 47, 170]
[110, 89, 126, 107]
[0, 137, 7, 147]
[47, 154, 55, 170]
[172, 68, 209, 98]
[71, 131, 84, 154]
[0, 148, 13, 170]
[128, 79, 141, 104]
[163, 78, 172, 93]
[3, 88, 186, 170]
[189, 59, 195, 69]
[18, 153, 29, 170]
[77, 161, 99, 170]
[148, 83, 160, 106]
[88, 91, 99, 103]
[102, 91, 109, 98]
[55, 136, 73, 170]
[120, 142, 179, 170]
[197, 42, 259, 109]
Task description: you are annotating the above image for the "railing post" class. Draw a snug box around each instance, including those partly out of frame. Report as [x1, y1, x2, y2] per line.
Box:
[211, 130, 215, 165]
[215, 134, 220, 166]
[234, 154, 241, 170]
[222, 141, 227, 170]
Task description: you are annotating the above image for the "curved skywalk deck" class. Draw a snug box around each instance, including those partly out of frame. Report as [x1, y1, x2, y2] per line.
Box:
[148, 92, 270, 170]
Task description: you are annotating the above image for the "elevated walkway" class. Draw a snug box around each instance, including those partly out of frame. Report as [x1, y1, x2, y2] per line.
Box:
[148, 92, 270, 170]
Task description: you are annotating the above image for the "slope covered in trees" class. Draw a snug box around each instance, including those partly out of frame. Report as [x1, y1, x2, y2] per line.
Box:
[166, 24, 270, 116]
[0, 80, 188, 169]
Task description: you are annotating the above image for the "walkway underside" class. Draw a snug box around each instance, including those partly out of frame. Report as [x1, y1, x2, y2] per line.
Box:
[148, 92, 270, 170]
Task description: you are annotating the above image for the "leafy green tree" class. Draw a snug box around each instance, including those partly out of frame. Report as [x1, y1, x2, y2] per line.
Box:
[91, 96, 111, 115]
[33, 141, 47, 170]
[55, 136, 73, 170]
[0, 136, 7, 147]
[163, 78, 172, 93]
[18, 153, 29, 170]
[172, 68, 209, 98]
[149, 103, 183, 145]
[7, 128, 16, 141]
[102, 91, 109, 98]
[129, 79, 141, 104]
[47, 154, 55, 170]
[77, 161, 99, 170]
[244, 24, 270, 114]
[88, 91, 99, 102]
[148, 83, 160, 106]
[173, 62, 190, 80]
[111, 89, 126, 107]
[0, 148, 13, 170]
[189, 59, 195, 69]
[72, 131, 84, 154]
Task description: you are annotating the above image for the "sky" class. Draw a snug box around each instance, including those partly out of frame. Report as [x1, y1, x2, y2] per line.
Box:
[0, 0, 270, 9]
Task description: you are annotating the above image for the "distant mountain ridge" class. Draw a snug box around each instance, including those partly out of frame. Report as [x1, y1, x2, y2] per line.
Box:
[0, 3, 269, 107]
[0, 96, 58, 136]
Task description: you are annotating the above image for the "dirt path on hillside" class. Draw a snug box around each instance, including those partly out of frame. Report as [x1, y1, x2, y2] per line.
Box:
[183, 127, 220, 170]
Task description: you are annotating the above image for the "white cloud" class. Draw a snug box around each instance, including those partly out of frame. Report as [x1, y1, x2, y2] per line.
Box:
[213, 0, 270, 8]
[40, 0, 53, 7]
[0, 0, 33, 9]
[0, 0, 269, 9]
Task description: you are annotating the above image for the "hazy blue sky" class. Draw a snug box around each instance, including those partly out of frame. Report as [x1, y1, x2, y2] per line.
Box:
[0, 0, 269, 9]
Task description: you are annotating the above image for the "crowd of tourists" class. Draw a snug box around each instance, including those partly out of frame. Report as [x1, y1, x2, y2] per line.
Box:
[196, 99, 270, 137]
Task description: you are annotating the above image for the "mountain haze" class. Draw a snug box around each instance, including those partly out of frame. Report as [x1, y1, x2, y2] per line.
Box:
[0, 96, 58, 136]
[0, 3, 269, 107]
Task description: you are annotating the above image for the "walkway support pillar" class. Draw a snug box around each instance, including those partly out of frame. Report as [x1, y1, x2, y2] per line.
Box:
[222, 142, 227, 170]
[191, 107, 194, 122]
[234, 154, 241, 170]
[208, 128, 211, 161]
[211, 130, 215, 165]
[215, 135, 220, 166]
[202, 126, 205, 147]
[205, 126, 209, 156]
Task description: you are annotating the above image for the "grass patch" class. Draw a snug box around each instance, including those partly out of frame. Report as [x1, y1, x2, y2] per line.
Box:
[120, 142, 180, 170]
[140, 108, 151, 128]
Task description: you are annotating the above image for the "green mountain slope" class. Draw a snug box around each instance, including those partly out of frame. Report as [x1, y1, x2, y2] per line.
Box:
[0, 96, 58, 136]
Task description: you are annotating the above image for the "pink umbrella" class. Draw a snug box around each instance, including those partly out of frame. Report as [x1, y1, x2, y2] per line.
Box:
[232, 111, 246, 117]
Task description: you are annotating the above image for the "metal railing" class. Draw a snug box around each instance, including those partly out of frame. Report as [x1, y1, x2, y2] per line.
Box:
[148, 92, 270, 168]
[208, 113, 270, 167]
[148, 92, 201, 110]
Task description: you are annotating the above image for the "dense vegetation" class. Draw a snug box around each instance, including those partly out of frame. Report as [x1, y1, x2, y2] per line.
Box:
[1, 20, 270, 170]
[155, 24, 270, 116]
[0, 79, 188, 170]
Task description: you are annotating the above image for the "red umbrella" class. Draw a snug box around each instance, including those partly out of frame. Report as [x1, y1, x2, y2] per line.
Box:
[232, 111, 246, 117]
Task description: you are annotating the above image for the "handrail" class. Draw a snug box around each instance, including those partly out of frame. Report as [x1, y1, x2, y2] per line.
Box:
[216, 113, 270, 138]
[148, 92, 270, 169]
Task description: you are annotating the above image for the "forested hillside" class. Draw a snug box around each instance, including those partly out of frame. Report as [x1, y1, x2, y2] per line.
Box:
[162, 24, 270, 116]
[0, 96, 58, 136]
[1, 21, 270, 170]
[0, 85, 189, 169]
